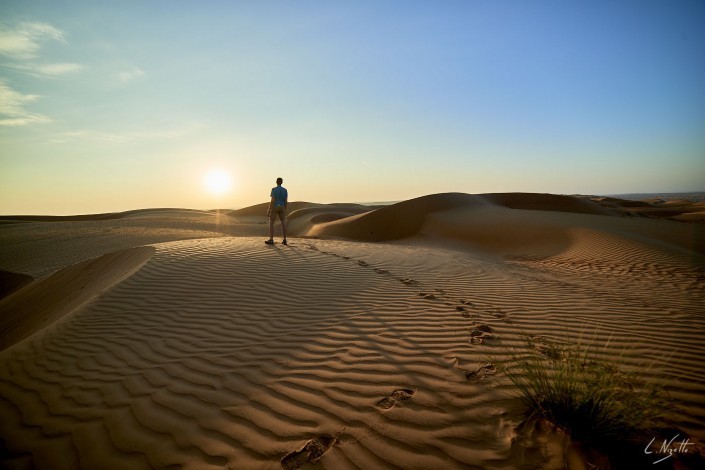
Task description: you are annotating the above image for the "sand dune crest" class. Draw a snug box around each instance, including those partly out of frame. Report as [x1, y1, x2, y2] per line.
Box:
[0, 246, 154, 351]
[307, 193, 482, 241]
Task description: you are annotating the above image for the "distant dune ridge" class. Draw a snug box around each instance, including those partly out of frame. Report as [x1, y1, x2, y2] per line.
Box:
[1, 192, 704, 469]
[305, 193, 703, 256]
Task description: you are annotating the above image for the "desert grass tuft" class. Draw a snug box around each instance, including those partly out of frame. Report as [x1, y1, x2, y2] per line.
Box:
[503, 334, 667, 449]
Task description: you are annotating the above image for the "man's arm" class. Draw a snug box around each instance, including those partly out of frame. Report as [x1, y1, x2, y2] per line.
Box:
[267, 196, 275, 214]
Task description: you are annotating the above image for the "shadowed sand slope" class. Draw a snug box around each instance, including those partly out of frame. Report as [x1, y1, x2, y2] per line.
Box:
[307, 193, 705, 259]
[0, 247, 154, 351]
[306, 192, 617, 243]
[230, 202, 377, 238]
[307, 193, 483, 241]
[286, 204, 375, 237]
[481, 192, 619, 216]
[1, 237, 704, 469]
[0, 270, 32, 300]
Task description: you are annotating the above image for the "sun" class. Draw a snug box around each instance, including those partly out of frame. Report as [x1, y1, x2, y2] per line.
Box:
[203, 169, 232, 195]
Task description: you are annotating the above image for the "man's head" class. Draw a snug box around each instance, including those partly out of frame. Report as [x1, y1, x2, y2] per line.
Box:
[276, 177, 283, 185]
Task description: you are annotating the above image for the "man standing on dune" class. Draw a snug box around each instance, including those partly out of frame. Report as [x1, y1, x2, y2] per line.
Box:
[266, 177, 288, 245]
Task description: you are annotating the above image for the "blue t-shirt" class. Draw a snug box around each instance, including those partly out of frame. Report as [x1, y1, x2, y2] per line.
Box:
[270, 186, 288, 207]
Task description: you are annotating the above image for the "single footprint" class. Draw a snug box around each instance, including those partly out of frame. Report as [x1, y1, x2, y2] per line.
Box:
[469, 324, 496, 344]
[445, 355, 463, 366]
[465, 363, 497, 381]
[536, 343, 562, 359]
[357, 260, 369, 267]
[400, 278, 418, 286]
[491, 310, 513, 324]
[530, 336, 563, 360]
[418, 292, 436, 300]
[377, 388, 415, 410]
[281, 436, 336, 470]
[375, 268, 389, 274]
[470, 324, 493, 336]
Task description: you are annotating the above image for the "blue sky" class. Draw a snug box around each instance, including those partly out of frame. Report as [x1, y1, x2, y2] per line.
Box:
[1, 1, 703, 214]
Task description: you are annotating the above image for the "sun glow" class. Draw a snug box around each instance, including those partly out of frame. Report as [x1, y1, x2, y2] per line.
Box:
[203, 169, 232, 195]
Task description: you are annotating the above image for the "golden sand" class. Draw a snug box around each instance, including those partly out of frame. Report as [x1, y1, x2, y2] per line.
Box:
[1, 193, 703, 468]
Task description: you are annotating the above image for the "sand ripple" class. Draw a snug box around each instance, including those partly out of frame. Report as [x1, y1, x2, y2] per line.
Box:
[1, 229, 704, 468]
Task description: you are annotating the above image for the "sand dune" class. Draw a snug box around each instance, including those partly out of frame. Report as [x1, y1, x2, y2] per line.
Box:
[0, 270, 32, 299]
[589, 196, 705, 223]
[0, 247, 154, 351]
[0, 208, 216, 223]
[481, 192, 619, 216]
[304, 192, 623, 244]
[307, 193, 704, 258]
[1, 193, 704, 469]
[0, 209, 257, 279]
[228, 201, 325, 218]
[286, 205, 377, 237]
[306, 193, 483, 241]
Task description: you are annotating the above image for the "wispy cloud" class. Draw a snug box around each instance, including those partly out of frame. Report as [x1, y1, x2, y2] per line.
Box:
[0, 21, 83, 126]
[48, 122, 204, 143]
[0, 21, 83, 77]
[0, 79, 50, 126]
[118, 67, 145, 82]
[7, 62, 84, 77]
[0, 21, 64, 59]
[27, 62, 84, 76]
[51, 130, 130, 144]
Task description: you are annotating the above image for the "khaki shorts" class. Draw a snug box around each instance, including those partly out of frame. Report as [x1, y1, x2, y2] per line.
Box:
[269, 205, 286, 221]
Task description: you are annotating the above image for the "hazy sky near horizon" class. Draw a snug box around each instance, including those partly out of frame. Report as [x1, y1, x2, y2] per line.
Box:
[1, 1, 704, 214]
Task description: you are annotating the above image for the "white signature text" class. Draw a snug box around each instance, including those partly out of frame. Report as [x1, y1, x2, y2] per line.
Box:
[644, 434, 694, 464]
